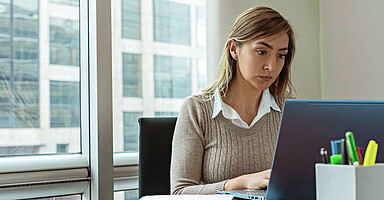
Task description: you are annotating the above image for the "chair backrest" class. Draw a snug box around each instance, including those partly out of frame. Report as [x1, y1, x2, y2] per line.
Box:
[138, 117, 177, 198]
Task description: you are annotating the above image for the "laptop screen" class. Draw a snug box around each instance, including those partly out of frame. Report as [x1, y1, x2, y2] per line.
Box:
[267, 99, 384, 200]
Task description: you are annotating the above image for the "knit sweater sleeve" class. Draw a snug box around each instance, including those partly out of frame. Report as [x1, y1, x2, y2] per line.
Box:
[170, 96, 226, 195]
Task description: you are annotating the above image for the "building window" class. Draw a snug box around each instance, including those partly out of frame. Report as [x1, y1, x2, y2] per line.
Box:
[123, 53, 141, 97]
[49, 17, 79, 66]
[0, 0, 40, 128]
[0, 145, 40, 156]
[154, 55, 191, 98]
[50, 81, 80, 128]
[123, 112, 141, 152]
[124, 190, 139, 200]
[155, 112, 178, 117]
[122, 0, 140, 40]
[56, 143, 69, 153]
[153, 0, 191, 45]
[49, 0, 79, 6]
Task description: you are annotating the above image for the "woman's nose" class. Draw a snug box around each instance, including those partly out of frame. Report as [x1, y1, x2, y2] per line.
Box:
[264, 56, 276, 71]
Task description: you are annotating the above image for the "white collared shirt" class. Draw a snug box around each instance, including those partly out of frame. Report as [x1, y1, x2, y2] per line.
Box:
[212, 88, 281, 129]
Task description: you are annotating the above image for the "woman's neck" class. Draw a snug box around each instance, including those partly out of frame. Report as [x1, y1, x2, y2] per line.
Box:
[222, 76, 263, 125]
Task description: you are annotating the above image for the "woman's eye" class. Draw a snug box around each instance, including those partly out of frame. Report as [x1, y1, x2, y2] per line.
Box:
[278, 54, 287, 59]
[257, 50, 266, 55]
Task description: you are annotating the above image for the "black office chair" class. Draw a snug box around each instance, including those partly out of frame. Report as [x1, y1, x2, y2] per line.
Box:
[138, 117, 177, 198]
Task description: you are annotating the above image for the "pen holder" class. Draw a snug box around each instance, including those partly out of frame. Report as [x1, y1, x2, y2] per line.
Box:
[315, 163, 384, 200]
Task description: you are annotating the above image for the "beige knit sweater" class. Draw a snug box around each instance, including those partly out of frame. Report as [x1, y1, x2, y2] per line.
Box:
[171, 93, 291, 195]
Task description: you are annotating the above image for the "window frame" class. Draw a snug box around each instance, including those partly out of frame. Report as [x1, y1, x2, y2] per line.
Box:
[0, 0, 211, 198]
[0, 0, 115, 198]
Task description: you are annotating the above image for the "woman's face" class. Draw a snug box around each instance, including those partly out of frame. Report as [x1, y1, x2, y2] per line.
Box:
[231, 32, 289, 90]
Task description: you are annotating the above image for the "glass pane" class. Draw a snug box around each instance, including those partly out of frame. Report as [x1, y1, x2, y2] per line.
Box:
[155, 112, 178, 117]
[50, 81, 80, 128]
[112, 0, 207, 153]
[122, 0, 140, 39]
[153, 0, 191, 45]
[154, 55, 191, 98]
[50, 18, 80, 66]
[0, 0, 40, 128]
[114, 190, 138, 200]
[49, 0, 79, 6]
[123, 53, 141, 97]
[0, 0, 81, 156]
[123, 112, 141, 152]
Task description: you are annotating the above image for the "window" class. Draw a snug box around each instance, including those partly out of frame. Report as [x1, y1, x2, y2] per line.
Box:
[153, 0, 191, 45]
[0, 0, 40, 128]
[155, 112, 178, 117]
[154, 55, 191, 98]
[56, 143, 69, 153]
[123, 53, 141, 97]
[112, 0, 206, 196]
[49, 0, 79, 6]
[113, 0, 206, 154]
[123, 112, 142, 152]
[0, 0, 209, 198]
[0, 145, 40, 156]
[122, 0, 140, 39]
[0, 0, 81, 156]
[50, 81, 80, 128]
[0, 0, 150, 198]
[114, 190, 139, 200]
[124, 190, 139, 200]
[50, 17, 80, 66]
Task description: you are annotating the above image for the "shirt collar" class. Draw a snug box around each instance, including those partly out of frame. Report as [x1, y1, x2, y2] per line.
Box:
[212, 88, 281, 119]
[262, 88, 281, 113]
[212, 90, 224, 119]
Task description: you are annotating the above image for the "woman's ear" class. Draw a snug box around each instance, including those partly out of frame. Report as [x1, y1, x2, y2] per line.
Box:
[228, 39, 238, 60]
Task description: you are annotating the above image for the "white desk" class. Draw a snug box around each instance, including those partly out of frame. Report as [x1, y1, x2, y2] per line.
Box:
[140, 194, 235, 200]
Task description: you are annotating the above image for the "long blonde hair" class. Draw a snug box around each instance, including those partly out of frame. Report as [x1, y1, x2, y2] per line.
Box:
[202, 6, 296, 100]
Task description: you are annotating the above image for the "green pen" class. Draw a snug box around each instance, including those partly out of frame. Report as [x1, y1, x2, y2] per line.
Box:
[345, 131, 360, 166]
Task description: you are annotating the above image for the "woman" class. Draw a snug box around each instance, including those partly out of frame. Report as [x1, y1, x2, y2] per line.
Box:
[171, 6, 296, 195]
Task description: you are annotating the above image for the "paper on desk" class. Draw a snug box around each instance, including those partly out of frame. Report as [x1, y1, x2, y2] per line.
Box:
[140, 194, 235, 200]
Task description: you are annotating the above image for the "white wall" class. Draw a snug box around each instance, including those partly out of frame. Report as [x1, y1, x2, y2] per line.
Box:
[320, 0, 384, 99]
[206, 0, 321, 99]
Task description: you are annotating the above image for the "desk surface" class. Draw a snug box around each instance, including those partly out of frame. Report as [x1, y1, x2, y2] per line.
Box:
[139, 194, 235, 200]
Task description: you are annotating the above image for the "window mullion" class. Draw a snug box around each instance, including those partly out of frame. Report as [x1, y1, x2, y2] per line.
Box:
[89, 0, 114, 199]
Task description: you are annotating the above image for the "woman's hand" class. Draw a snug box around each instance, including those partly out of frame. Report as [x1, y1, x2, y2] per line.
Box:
[224, 169, 271, 191]
[241, 169, 271, 189]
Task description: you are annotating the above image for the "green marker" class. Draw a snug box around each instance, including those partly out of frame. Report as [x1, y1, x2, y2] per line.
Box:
[345, 131, 359, 166]
[330, 154, 342, 164]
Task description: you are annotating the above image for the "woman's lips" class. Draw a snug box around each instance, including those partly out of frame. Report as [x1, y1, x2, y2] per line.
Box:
[259, 76, 273, 81]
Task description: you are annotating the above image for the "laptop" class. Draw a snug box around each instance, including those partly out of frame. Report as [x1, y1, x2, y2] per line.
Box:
[217, 99, 384, 199]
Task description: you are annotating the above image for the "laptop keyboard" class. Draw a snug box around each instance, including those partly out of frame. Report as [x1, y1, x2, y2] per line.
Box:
[233, 189, 266, 196]
[244, 190, 266, 196]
